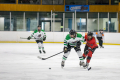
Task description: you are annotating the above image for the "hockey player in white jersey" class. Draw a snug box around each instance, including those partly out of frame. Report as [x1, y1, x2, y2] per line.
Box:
[61, 30, 85, 68]
[27, 25, 46, 54]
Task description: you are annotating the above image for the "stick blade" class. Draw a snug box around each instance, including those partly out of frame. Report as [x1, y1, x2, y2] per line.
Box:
[20, 37, 27, 39]
[37, 56, 42, 60]
[20, 37, 23, 39]
[37, 56, 46, 60]
[88, 67, 91, 71]
[42, 58, 46, 60]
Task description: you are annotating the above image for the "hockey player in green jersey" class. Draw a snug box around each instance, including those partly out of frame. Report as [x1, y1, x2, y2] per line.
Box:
[61, 30, 85, 68]
[27, 25, 46, 54]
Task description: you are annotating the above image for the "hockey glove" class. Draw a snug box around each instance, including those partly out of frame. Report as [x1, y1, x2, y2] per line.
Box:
[84, 50, 89, 55]
[84, 39, 86, 42]
[92, 46, 98, 54]
[43, 37, 46, 41]
[63, 47, 68, 53]
[88, 47, 94, 52]
[88, 47, 92, 50]
[77, 41, 81, 46]
[27, 36, 31, 40]
[88, 47, 98, 54]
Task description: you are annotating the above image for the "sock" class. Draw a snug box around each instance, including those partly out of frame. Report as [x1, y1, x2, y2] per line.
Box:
[39, 47, 41, 50]
[62, 56, 67, 62]
[79, 57, 84, 62]
[42, 47, 44, 50]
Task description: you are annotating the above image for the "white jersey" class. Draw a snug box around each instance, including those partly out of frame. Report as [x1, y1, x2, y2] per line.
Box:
[31, 30, 46, 41]
[64, 33, 84, 47]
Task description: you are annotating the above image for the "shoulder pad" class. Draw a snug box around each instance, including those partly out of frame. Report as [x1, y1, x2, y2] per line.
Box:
[34, 30, 38, 33]
[65, 34, 71, 40]
[41, 30, 45, 32]
[77, 33, 82, 38]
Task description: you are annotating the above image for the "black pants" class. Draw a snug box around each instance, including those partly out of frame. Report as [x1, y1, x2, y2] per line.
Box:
[36, 40, 43, 44]
[84, 45, 96, 53]
[36, 40, 44, 50]
[64, 43, 81, 53]
[97, 37, 103, 46]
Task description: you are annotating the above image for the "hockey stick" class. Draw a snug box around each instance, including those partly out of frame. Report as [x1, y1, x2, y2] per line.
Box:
[83, 56, 91, 71]
[87, 67, 91, 71]
[37, 51, 64, 60]
[20, 37, 35, 39]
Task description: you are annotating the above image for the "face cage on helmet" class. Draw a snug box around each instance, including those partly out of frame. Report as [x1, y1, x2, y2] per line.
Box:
[87, 33, 93, 37]
[70, 33, 76, 37]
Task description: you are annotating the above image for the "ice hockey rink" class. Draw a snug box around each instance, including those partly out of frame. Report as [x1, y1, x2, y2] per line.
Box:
[0, 43, 120, 80]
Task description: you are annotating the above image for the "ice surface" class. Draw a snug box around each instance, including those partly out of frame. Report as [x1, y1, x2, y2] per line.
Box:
[0, 43, 120, 80]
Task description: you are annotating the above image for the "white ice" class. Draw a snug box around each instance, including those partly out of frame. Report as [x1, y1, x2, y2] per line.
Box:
[0, 43, 120, 80]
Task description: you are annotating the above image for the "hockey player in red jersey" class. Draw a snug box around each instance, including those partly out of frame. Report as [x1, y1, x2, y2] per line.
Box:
[82, 32, 98, 68]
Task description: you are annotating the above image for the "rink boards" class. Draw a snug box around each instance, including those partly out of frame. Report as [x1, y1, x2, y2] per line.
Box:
[0, 31, 120, 45]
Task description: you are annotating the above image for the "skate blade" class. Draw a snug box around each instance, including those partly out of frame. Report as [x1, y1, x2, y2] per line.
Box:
[83, 66, 91, 71]
[84, 67, 87, 69]
[61, 66, 64, 69]
[37, 56, 42, 59]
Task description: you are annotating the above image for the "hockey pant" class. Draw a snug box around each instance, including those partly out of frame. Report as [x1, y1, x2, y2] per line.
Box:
[82, 45, 96, 63]
[36, 40, 44, 50]
[62, 45, 84, 62]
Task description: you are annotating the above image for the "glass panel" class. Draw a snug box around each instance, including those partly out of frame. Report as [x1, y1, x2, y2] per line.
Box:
[0, 0, 16, 3]
[65, 12, 74, 32]
[99, 12, 108, 32]
[0, 11, 10, 31]
[18, 0, 41, 4]
[109, 12, 117, 32]
[65, 0, 86, 5]
[39, 12, 51, 32]
[25, 12, 37, 31]
[75, 12, 87, 32]
[111, 0, 119, 5]
[88, 0, 109, 5]
[88, 12, 98, 32]
[11, 12, 24, 31]
[53, 12, 63, 32]
[42, 0, 63, 5]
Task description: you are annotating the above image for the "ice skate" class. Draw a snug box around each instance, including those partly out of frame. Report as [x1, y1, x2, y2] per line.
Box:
[61, 61, 65, 68]
[43, 50, 46, 54]
[100, 46, 104, 48]
[79, 61, 85, 67]
[39, 50, 42, 54]
[83, 62, 89, 69]
[101, 46, 104, 48]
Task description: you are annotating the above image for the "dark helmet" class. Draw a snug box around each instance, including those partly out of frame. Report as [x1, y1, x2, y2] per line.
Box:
[38, 25, 41, 31]
[69, 30, 76, 36]
[87, 31, 93, 36]
[38, 25, 41, 27]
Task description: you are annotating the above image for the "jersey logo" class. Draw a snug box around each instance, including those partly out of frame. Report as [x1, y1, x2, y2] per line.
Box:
[38, 34, 41, 37]
[87, 43, 93, 46]
[72, 41, 77, 43]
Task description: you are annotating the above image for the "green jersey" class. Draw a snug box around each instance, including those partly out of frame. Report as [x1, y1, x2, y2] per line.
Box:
[31, 29, 46, 41]
[64, 33, 84, 47]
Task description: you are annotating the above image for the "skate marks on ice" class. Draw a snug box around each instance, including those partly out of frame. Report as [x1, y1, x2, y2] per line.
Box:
[0, 43, 120, 80]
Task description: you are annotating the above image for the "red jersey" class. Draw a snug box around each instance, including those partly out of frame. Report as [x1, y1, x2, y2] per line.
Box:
[85, 35, 98, 49]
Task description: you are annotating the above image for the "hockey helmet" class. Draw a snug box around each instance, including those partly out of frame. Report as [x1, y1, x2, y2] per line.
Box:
[69, 30, 76, 37]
